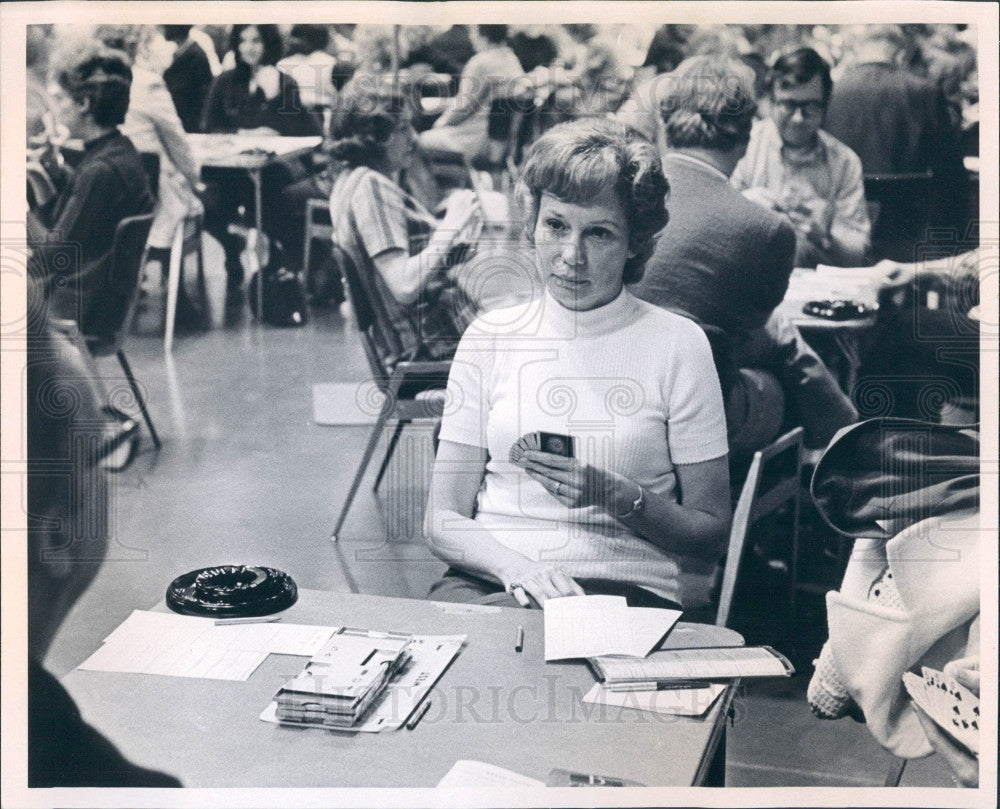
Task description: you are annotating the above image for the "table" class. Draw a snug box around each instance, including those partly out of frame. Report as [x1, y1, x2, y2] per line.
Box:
[61, 590, 743, 789]
[185, 134, 321, 325]
[778, 265, 895, 393]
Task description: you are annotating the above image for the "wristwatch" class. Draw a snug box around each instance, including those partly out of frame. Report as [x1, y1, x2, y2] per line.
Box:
[616, 483, 645, 520]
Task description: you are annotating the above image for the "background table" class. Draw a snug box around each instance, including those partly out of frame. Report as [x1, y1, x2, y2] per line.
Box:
[778, 265, 896, 392]
[61, 590, 743, 788]
[188, 134, 322, 320]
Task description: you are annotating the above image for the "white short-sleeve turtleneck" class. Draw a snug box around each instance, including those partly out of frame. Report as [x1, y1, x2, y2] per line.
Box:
[439, 288, 728, 607]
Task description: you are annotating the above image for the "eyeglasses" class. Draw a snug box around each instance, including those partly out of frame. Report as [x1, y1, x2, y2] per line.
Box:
[773, 99, 826, 118]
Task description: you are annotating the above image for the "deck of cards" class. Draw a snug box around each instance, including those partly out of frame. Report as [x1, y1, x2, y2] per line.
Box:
[903, 666, 979, 755]
[509, 431, 575, 464]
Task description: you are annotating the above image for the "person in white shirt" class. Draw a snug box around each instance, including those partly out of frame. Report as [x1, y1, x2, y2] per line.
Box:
[276, 24, 338, 112]
[424, 119, 731, 614]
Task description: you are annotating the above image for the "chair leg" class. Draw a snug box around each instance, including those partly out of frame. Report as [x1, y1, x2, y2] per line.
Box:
[164, 222, 185, 353]
[373, 420, 408, 493]
[330, 411, 391, 542]
[116, 349, 161, 449]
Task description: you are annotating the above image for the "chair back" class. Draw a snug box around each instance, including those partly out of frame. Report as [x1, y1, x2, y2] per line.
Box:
[27, 161, 57, 209]
[331, 239, 407, 388]
[139, 151, 161, 196]
[85, 213, 154, 347]
[485, 92, 532, 167]
[715, 427, 804, 627]
[863, 172, 934, 262]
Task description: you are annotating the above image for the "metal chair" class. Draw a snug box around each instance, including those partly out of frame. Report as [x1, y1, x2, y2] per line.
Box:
[716, 427, 804, 628]
[163, 212, 206, 352]
[328, 240, 449, 542]
[82, 212, 161, 449]
[302, 198, 333, 299]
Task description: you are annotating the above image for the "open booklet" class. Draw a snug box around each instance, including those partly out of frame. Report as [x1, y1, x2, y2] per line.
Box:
[590, 645, 794, 687]
[543, 595, 681, 661]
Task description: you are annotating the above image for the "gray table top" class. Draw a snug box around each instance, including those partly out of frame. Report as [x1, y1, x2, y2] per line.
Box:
[61, 589, 743, 788]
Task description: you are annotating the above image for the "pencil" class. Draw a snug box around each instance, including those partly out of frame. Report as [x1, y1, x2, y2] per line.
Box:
[406, 699, 432, 730]
[515, 625, 524, 653]
[213, 615, 282, 626]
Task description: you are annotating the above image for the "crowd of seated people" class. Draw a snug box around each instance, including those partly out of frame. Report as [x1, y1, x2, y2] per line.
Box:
[22, 23, 983, 789]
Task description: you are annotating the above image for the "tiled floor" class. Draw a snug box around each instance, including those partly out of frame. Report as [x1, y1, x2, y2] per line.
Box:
[45, 243, 954, 789]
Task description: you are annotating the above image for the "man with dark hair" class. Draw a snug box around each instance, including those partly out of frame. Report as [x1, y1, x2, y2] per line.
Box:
[631, 55, 857, 453]
[27, 44, 154, 337]
[162, 25, 214, 132]
[732, 47, 871, 268]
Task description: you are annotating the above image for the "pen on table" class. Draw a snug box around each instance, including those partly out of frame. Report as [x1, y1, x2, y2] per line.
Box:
[605, 680, 703, 692]
[406, 700, 432, 730]
[214, 615, 282, 626]
[515, 625, 524, 653]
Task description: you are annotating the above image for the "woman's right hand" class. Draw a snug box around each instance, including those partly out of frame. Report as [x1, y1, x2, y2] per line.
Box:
[504, 563, 585, 607]
[439, 189, 479, 242]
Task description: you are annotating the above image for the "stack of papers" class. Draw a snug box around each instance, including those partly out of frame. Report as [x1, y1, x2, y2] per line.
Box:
[262, 632, 466, 732]
[273, 630, 412, 728]
[543, 596, 680, 661]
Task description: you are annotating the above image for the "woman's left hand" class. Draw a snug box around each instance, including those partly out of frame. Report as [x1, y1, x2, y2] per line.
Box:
[254, 66, 282, 100]
[516, 450, 633, 513]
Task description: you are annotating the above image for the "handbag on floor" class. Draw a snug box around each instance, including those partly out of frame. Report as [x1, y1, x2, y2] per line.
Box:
[237, 225, 308, 328]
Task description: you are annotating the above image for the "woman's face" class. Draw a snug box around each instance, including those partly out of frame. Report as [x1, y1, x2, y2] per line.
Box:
[534, 187, 633, 311]
[238, 26, 265, 68]
[384, 116, 418, 173]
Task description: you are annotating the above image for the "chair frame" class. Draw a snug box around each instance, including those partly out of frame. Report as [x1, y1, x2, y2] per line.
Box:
[328, 240, 449, 542]
[715, 427, 804, 627]
[302, 197, 334, 299]
[83, 212, 161, 450]
[163, 211, 206, 353]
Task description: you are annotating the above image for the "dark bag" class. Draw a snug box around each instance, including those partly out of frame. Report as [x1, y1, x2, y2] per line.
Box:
[237, 226, 308, 327]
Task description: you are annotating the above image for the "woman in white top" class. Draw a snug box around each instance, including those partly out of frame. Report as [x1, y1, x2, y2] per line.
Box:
[425, 119, 731, 612]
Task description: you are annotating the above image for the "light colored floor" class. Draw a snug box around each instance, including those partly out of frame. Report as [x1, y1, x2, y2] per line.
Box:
[44, 241, 954, 788]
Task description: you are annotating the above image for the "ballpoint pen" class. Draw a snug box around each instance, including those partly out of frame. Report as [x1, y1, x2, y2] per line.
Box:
[515, 625, 524, 653]
[213, 615, 282, 626]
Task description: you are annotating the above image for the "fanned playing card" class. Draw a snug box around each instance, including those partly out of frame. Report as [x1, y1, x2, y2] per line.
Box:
[903, 667, 979, 755]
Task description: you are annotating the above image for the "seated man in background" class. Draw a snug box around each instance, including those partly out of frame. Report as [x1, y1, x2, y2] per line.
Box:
[732, 47, 871, 268]
[27, 44, 155, 338]
[27, 286, 181, 787]
[630, 55, 857, 454]
[824, 25, 967, 261]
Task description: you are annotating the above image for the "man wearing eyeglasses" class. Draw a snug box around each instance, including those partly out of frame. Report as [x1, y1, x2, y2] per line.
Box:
[732, 47, 871, 268]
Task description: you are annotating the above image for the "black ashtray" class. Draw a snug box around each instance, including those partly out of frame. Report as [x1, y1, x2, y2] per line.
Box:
[802, 299, 876, 320]
[166, 565, 297, 617]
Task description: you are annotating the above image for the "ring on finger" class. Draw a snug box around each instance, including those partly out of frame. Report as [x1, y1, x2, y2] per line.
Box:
[555, 482, 563, 496]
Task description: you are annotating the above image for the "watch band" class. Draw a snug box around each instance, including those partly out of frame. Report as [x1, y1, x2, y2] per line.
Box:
[616, 483, 645, 520]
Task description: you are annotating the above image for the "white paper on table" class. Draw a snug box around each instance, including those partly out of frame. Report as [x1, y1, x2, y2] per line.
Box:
[582, 682, 726, 717]
[543, 596, 680, 661]
[77, 610, 337, 680]
[260, 634, 466, 732]
[79, 641, 268, 681]
[436, 760, 544, 788]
